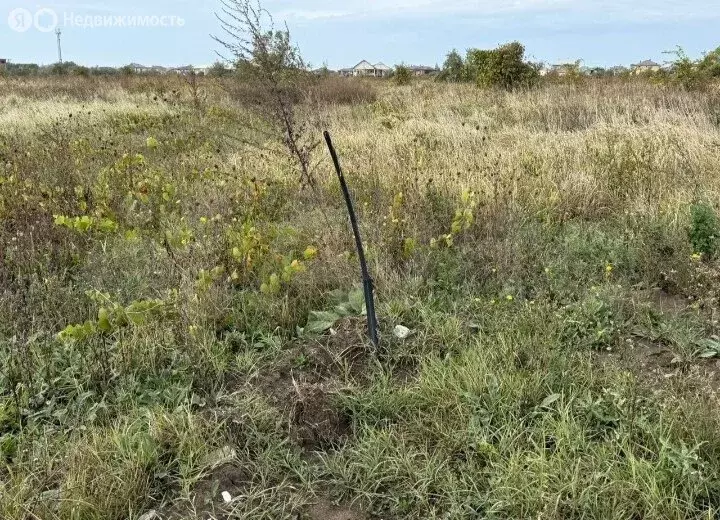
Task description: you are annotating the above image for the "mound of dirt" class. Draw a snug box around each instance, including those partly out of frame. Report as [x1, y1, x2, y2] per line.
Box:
[292, 383, 351, 450]
[307, 498, 366, 520]
[156, 463, 250, 520]
[192, 463, 250, 505]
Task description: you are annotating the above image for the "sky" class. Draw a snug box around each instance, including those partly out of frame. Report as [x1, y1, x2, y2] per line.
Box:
[1, 0, 719, 68]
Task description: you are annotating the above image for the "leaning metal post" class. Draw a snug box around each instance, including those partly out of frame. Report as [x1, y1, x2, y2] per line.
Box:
[323, 130, 379, 348]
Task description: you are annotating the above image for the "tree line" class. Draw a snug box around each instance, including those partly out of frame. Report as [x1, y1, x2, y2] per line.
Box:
[435, 42, 720, 90]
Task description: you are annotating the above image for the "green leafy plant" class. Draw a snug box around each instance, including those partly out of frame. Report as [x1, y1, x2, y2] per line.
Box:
[58, 290, 173, 342]
[302, 288, 366, 335]
[197, 266, 226, 293]
[689, 202, 719, 259]
[562, 291, 621, 351]
[54, 214, 119, 234]
[431, 188, 476, 249]
[695, 336, 720, 358]
[260, 257, 308, 294]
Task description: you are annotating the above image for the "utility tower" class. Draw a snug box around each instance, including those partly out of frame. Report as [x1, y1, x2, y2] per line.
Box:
[56, 28, 63, 64]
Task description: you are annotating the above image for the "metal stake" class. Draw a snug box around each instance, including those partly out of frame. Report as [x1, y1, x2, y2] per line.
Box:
[323, 131, 379, 348]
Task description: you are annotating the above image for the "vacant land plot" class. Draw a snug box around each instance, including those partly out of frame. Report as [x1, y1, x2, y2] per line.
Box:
[2, 75, 720, 519]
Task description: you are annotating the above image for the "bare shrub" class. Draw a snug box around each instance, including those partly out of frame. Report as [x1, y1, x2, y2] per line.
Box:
[214, 0, 320, 186]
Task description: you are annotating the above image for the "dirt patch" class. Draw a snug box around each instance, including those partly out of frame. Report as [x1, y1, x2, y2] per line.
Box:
[241, 318, 371, 452]
[292, 383, 351, 450]
[155, 464, 250, 520]
[622, 338, 679, 374]
[192, 464, 250, 507]
[254, 318, 372, 397]
[599, 337, 720, 405]
[307, 497, 366, 520]
[640, 287, 690, 315]
[302, 317, 373, 383]
[595, 287, 720, 400]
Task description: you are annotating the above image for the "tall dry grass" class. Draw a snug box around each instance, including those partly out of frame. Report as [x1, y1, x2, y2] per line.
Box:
[324, 81, 720, 224]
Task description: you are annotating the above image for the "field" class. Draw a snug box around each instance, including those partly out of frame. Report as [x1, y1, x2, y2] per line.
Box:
[2, 74, 720, 519]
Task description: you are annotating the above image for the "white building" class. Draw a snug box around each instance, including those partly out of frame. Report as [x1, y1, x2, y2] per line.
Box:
[340, 60, 392, 78]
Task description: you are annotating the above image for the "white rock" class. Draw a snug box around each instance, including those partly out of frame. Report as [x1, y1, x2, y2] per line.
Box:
[393, 325, 412, 339]
[222, 491, 233, 503]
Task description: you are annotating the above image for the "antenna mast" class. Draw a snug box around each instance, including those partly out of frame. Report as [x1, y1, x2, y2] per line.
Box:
[56, 28, 63, 64]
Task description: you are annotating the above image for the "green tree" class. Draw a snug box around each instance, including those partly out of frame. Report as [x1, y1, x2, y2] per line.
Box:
[439, 43, 538, 89]
[475, 42, 538, 90]
[72, 65, 90, 77]
[698, 46, 720, 77]
[208, 60, 232, 77]
[394, 65, 412, 85]
[439, 49, 465, 82]
[465, 49, 492, 84]
[664, 46, 698, 89]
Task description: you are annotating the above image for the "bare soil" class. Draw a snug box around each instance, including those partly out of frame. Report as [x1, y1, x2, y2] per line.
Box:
[307, 498, 366, 520]
[598, 288, 720, 404]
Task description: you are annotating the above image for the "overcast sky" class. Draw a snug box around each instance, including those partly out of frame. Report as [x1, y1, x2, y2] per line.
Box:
[2, 0, 719, 68]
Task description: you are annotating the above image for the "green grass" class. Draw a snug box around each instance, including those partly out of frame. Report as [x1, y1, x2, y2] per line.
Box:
[2, 76, 720, 519]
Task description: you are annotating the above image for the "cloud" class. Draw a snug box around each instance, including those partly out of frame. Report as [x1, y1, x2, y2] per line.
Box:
[275, 9, 351, 21]
[272, 0, 570, 20]
[268, 0, 719, 23]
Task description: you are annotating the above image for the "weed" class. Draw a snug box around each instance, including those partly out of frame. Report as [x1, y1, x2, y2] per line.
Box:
[689, 202, 719, 259]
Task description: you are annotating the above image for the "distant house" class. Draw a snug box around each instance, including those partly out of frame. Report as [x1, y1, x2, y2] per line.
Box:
[548, 64, 575, 77]
[340, 60, 392, 78]
[374, 62, 391, 77]
[631, 60, 661, 74]
[171, 65, 195, 75]
[129, 63, 150, 74]
[408, 65, 438, 76]
[192, 65, 214, 75]
[352, 60, 376, 77]
[538, 63, 579, 77]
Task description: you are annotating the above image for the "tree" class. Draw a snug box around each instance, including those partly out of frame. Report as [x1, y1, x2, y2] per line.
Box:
[664, 46, 704, 90]
[214, 0, 319, 186]
[50, 61, 79, 76]
[465, 49, 492, 84]
[72, 65, 90, 77]
[474, 42, 538, 90]
[394, 65, 412, 85]
[439, 42, 538, 90]
[208, 60, 232, 77]
[698, 46, 720, 77]
[439, 49, 465, 82]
